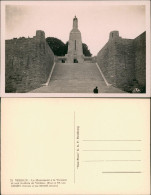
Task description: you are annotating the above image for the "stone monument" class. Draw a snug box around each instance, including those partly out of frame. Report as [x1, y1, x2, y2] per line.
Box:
[66, 16, 84, 63]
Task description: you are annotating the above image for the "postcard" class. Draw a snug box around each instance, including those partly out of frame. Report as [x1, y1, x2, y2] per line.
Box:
[1, 1, 150, 97]
[1, 98, 150, 194]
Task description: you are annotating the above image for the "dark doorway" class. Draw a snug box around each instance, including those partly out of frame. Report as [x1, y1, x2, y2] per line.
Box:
[74, 59, 78, 63]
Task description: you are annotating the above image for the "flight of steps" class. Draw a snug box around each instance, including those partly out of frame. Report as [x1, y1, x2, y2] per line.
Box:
[30, 62, 125, 93]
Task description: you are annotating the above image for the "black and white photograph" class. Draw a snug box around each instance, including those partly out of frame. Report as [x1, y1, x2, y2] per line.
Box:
[1, 1, 150, 97]
[1, 98, 150, 195]
[0, 1, 150, 195]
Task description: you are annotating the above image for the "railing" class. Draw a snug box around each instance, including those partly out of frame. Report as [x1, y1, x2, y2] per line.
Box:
[95, 63, 111, 87]
[42, 58, 56, 86]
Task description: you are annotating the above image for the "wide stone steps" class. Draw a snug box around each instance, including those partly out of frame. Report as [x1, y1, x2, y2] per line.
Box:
[51, 63, 104, 81]
[30, 62, 125, 93]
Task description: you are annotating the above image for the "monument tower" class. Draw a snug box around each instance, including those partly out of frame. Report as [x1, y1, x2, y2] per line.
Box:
[66, 16, 84, 63]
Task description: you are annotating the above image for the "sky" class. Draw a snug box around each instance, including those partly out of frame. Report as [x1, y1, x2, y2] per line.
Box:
[5, 1, 146, 56]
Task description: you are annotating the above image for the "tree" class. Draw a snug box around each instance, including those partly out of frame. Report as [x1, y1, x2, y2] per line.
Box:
[64, 41, 68, 55]
[46, 37, 92, 57]
[82, 43, 92, 57]
[46, 37, 66, 56]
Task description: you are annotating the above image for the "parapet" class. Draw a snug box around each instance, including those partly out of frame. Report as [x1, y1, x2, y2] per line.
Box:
[36, 30, 45, 39]
[109, 31, 120, 40]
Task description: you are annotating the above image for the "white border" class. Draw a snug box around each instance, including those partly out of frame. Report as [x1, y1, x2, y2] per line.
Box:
[1, 1, 150, 97]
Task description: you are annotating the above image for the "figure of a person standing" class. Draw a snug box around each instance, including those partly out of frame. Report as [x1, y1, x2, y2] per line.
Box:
[93, 86, 98, 94]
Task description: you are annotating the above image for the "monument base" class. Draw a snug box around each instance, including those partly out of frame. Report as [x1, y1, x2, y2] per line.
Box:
[65, 54, 84, 63]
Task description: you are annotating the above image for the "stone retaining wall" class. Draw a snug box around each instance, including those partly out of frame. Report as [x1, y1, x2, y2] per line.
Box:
[5, 30, 54, 93]
[97, 31, 146, 92]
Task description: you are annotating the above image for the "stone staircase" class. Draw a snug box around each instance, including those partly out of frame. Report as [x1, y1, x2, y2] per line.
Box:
[30, 62, 125, 93]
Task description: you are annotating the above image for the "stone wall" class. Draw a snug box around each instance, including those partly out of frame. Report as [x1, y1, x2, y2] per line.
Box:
[134, 32, 146, 89]
[97, 31, 146, 92]
[96, 39, 116, 86]
[5, 30, 54, 93]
